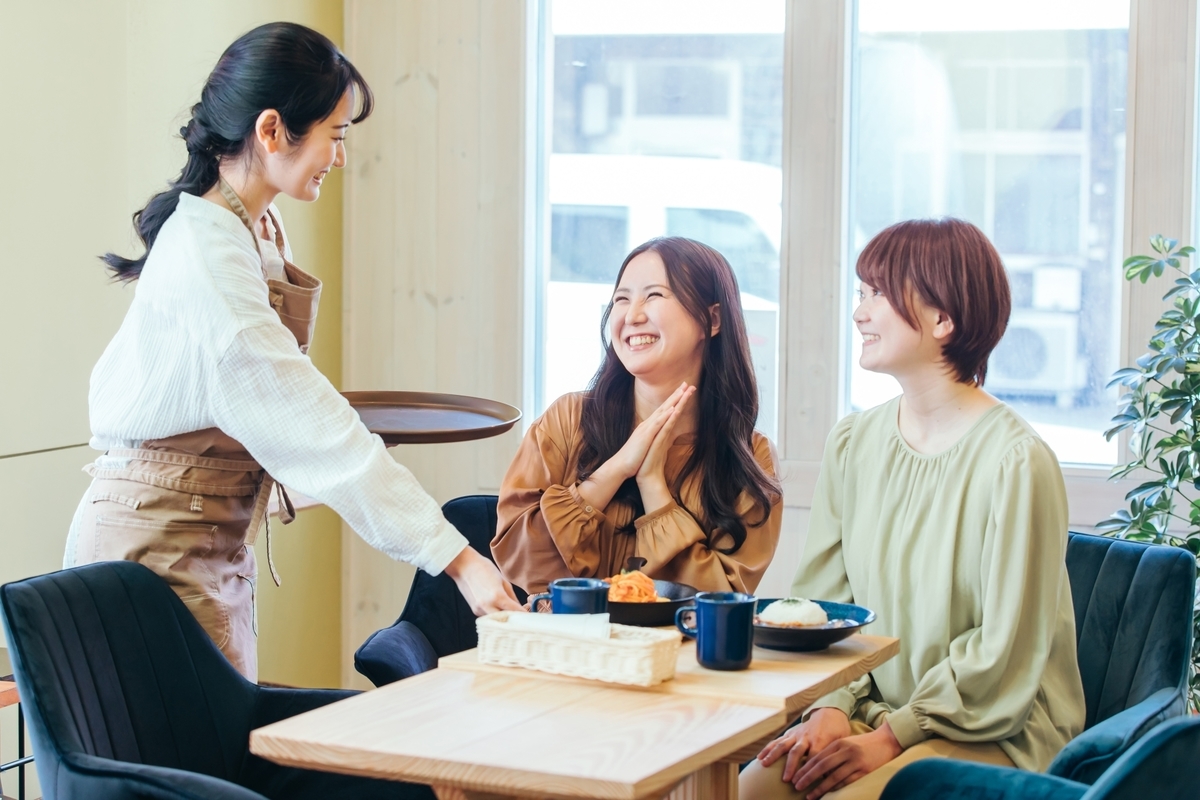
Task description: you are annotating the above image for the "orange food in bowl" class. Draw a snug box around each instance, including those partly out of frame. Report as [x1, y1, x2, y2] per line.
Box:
[607, 570, 658, 603]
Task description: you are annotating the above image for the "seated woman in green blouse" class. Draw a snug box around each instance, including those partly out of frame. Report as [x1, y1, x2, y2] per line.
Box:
[740, 218, 1086, 800]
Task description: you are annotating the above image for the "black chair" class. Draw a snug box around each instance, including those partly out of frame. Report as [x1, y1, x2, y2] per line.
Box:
[355, 495, 527, 687]
[880, 715, 1200, 800]
[0, 560, 432, 800]
[1047, 532, 1196, 783]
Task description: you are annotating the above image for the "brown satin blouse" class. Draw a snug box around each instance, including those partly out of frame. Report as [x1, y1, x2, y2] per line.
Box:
[493, 392, 783, 594]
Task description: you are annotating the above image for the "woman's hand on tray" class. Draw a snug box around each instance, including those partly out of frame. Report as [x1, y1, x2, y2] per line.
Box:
[444, 546, 524, 615]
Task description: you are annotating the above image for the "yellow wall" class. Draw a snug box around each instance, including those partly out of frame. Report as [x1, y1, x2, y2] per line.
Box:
[0, 1, 345, 691]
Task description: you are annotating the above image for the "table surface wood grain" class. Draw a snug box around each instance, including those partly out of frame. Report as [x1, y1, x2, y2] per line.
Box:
[251, 669, 784, 800]
[441, 634, 900, 720]
[250, 634, 900, 800]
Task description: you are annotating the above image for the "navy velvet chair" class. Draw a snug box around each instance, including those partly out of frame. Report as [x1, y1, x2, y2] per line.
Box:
[355, 495, 527, 687]
[0, 560, 432, 800]
[1047, 532, 1195, 783]
[880, 715, 1200, 800]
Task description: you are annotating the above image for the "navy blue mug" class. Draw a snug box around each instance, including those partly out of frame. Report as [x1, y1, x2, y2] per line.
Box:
[527, 578, 610, 614]
[675, 592, 756, 670]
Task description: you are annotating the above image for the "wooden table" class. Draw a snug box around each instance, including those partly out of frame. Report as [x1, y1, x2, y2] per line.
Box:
[251, 634, 898, 800]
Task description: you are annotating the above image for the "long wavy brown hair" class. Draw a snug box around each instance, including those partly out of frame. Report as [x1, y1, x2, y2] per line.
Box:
[576, 237, 780, 554]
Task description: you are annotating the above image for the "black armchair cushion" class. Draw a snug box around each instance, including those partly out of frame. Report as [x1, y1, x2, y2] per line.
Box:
[1, 561, 432, 800]
[354, 622, 439, 687]
[393, 495, 526, 659]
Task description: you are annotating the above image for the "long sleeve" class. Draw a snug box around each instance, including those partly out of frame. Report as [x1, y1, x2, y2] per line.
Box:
[493, 395, 599, 592]
[86, 195, 468, 576]
[884, 438, 1071, 749]
[790, 413, 862, 716]
[635, 436, 782, 593]
[211, 324, 467, 574]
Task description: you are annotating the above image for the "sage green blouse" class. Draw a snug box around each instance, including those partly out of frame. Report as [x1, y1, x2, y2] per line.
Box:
[792, 397, 1086, 771]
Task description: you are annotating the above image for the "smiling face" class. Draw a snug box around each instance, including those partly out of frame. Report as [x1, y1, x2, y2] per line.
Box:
[853, 281, 951, 378]
[265, 89, 354, 202]
[610, 250, 710, 386]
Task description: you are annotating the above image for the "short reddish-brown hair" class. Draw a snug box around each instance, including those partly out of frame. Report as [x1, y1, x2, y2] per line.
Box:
[856, 218, 1011, 386]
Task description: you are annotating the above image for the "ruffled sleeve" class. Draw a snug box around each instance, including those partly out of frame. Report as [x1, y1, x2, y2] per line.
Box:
[634, 435, 782, 593]
[492, 394, 603, 592]
[792, 413, 865, 717]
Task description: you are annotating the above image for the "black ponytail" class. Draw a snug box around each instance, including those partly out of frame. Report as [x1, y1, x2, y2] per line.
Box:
[103, 22, 373, 281]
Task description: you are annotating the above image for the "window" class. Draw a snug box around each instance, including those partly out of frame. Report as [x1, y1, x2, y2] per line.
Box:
[846, 1, 1130, 465]
[536, 0, 785, 439]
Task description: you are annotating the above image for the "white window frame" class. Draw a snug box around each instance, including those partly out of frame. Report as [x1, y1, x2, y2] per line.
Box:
[776, 0, 1198, 530]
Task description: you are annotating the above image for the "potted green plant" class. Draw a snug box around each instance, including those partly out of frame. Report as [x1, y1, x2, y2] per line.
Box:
[1097, 234, 1200, 711]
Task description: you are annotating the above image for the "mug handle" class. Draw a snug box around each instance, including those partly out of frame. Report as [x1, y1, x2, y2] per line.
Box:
[675, 605, 698, 638]
[528, 592, 551, 613]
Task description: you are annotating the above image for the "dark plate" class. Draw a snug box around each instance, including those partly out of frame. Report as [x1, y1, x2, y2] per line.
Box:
[752, 599, 876, 652]
[608, 580, 698, 627]
[343, 391, 522, 445]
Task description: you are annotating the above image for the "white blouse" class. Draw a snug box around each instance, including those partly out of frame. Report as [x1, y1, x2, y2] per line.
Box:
[65, 193, 468, 575]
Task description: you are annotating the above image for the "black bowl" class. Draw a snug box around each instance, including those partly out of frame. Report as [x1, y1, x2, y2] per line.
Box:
[752, 599, 876, 652]
[608, 580, 698, 627]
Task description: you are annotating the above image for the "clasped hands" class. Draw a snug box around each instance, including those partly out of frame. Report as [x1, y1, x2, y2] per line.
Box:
[598, 382, 697, 513]
[756, 708, 903, 799]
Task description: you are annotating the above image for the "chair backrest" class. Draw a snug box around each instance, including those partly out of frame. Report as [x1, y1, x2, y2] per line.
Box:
[1084, 715, 1200, 798]
[1065, 532, 1195, 728]
[0, 561, 258, 798]
[398, 495, 526, 657]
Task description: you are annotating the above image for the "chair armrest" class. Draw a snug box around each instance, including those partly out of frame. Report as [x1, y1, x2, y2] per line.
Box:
[251, 686, 359, 728]
[355, 620, 440, 687]
[1047, 686, 1184, 784]
[60, 752, 268, 800]
[880, 759, 1086, 800]
[1080, 717, 1200, 800]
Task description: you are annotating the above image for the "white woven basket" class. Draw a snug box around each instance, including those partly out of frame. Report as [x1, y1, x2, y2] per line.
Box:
[476, 612, 682, 686]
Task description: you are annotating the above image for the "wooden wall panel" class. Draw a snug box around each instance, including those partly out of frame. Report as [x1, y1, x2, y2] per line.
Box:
[0, 0, 347, 688]
[1123, 0, 1198, 354]
[342, 0, 527, 686]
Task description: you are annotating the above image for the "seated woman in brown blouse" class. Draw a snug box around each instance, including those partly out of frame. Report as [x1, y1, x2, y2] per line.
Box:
[493, 237, 783, 594]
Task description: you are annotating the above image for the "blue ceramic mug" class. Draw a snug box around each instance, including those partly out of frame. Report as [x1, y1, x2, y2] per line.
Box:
[527, 577, 610, 614]
[675, 591, 756, 670]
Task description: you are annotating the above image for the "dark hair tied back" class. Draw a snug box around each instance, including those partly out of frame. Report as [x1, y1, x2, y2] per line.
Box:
[103, 22, 373, 281]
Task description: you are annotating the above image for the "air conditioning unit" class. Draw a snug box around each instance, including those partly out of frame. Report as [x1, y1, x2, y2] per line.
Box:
[987, 309, 1088, 408]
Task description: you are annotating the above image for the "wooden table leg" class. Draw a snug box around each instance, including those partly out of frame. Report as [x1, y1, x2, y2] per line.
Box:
[664, 762, 737, 800]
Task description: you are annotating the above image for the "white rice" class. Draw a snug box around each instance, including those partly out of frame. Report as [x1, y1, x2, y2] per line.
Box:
[757, 597, 828, 627]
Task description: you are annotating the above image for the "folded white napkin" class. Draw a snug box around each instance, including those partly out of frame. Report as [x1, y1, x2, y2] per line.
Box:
[503, 612, 611, 640]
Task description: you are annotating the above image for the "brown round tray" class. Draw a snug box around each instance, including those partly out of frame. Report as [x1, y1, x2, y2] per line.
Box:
[343, 391, 522, 445]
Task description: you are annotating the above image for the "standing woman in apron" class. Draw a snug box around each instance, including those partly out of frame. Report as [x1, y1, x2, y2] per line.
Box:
[66, 22, 522, 682]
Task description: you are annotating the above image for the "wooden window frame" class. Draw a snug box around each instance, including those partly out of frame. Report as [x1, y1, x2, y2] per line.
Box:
[777, 0, 1199, 529]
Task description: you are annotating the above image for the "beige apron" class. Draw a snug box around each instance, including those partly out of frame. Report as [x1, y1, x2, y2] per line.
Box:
[73, 181, 322, 681]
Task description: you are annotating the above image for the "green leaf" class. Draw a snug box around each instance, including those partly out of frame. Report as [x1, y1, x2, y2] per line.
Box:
[1126, 481, 1168, 504]
[1094, 517, 1130, 533]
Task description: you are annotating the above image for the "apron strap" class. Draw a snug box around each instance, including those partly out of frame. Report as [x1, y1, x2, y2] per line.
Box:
[217, 177, 286, 267]
[244, 473, 292, 588]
